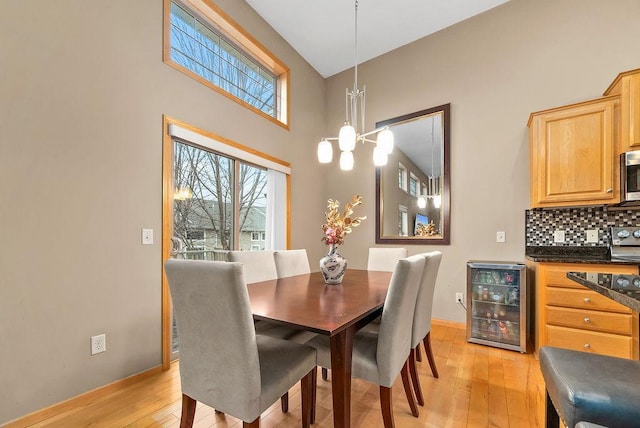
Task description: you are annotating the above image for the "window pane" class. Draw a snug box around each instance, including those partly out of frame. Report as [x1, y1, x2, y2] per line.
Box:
[169, 2, 276, 118]
[238, 163, 267, 251]
[172, 141, 234, 260]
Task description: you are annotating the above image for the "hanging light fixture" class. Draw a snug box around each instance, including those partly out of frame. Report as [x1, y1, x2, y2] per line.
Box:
[428, 115, 442, 209]
[317, 0, 393, 171]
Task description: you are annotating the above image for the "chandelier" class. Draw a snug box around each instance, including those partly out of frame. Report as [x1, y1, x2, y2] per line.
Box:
[317, 0, 394, 171]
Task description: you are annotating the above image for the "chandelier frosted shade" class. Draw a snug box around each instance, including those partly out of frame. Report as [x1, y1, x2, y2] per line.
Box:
[338, 124, 357, 151]
[433, 193, 442, 209]
[340, 151, 354, 171]
[317, 139, 333, 163]
[372, 145, 388, 166]
[376, 128, 394, 154]
[417, 195, 427, 209]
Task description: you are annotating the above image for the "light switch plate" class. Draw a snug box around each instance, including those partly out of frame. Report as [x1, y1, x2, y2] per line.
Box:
[142, 228, 154, 245]
[496, 231, 506, 243]
[553, 230, 565, 243]
[586, 229, 599, 243]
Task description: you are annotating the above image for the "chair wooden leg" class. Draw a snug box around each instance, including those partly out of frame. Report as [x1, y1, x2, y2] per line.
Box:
[243, 417, 260, 428]
[408, 347, 424, 406]
[415, 342, 422, 362]
[545, 390, 560, 428]
[401, 361, 419, 417]
[280, 392, 289, 413]
[311, 367, 317, 424]
[180, 394, 197, 428]
[322, 367, 328, 381]
[379, 386, 395, 428]
[301, 367, 316, 428]
[423, 332, 439, 378]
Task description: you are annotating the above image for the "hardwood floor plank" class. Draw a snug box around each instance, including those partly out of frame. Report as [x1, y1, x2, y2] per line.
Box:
[13, 323, 547, 428]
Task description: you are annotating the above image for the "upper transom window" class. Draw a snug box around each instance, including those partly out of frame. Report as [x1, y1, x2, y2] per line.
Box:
[164, 0, 289, 128]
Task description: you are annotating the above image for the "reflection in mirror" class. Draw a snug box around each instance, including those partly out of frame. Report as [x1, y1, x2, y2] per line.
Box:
[375, 104, 450, 245]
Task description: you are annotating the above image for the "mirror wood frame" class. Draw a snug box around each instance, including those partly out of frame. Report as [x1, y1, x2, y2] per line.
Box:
[375, 103, 451, 245]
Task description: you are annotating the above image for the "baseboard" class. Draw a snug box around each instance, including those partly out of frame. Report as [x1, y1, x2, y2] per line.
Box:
[432, 318, 466, 330]
[2, 365, 164, 427]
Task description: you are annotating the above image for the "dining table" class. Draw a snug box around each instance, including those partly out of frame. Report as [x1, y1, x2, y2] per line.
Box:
[247, 269, 393, 428]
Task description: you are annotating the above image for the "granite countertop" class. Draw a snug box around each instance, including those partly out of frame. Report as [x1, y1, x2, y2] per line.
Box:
[525, 246, 639, 265]
[567, 272, 640, 312]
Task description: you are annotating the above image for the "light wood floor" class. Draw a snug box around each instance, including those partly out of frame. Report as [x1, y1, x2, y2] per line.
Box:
[12, 323, 547, 427]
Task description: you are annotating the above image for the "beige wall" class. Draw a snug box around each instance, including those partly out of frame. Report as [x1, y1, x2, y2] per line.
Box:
[322, 0, 640, 323]
[3, 0, 640, 423]
[0, 0, 326, 422]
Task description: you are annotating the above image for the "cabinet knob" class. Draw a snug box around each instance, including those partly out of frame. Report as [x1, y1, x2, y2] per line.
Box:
[584, 343, 591, 349]
[584, 317, 591, 323]
[606, 188, 613, 193]
[584, 297, 591, 303]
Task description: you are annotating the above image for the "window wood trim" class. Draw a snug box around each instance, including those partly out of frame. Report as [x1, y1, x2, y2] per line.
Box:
[163, 0, 290, 129]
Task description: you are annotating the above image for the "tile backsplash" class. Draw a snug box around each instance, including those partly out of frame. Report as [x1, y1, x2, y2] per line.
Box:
[526, 207, 640, 246]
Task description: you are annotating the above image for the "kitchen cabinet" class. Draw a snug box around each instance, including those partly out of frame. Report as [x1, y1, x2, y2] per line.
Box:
[528, 96, 620, 208]
[604, 67, 640, 153]
[535, 262, 639, 360]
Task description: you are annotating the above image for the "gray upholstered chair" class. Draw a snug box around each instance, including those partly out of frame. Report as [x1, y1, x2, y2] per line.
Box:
[274, 249, 310, 278]
[227, 250, 278, 284]
[306, 254, 425, 427]
[408, 251, 442, 407]
[367, 247, 408, 272]
[164, 259, 317, 428]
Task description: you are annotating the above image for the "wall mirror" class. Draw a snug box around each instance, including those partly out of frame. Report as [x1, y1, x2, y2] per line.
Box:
[375, 104, 450, 245]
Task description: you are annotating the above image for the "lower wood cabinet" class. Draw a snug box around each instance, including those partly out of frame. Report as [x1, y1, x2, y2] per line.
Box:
[535, 262, 639, 360]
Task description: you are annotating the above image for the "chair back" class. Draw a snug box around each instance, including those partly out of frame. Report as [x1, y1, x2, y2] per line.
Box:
[228, 250, 277, 284]
[376, 254, 425, 387]
[412, 251, 442, 347]
[367, 247, 408, 272]
[164, 259, 261, 414]
[274, 249, 311, 278]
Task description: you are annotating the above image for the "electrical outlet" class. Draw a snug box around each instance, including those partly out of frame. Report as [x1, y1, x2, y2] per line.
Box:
[91, 334, 106, 355]
[586, 229, 599, 243]
[456, 292, 464, 303]
[496, 231, 506, 243]
[553, 230, 565, 243]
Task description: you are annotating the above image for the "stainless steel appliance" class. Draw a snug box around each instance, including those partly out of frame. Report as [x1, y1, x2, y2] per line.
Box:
[466, 261, 527, 353]
[621, 150, 640, 203]
[610, 226, 640, 261]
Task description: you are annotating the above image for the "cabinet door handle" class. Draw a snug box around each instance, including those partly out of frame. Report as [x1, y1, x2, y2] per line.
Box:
[584, 343, 591, 349]
[606, 188, 613, 193]
[584, 297, 591, 303]
[584, 317, 591, 323]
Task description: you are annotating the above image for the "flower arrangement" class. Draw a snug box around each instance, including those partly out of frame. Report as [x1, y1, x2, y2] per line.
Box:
[321, 195, 366, 246]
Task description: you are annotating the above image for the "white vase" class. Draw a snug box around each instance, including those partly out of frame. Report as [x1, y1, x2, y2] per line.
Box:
[319, 244, 347, 285]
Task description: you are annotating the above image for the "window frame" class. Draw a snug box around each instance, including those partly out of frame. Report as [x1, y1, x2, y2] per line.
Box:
[163, 0, 290, 129]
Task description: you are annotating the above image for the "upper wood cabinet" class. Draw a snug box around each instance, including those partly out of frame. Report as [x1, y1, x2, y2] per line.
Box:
[604, 67, 640, 153]
[528, 96, 620, 208]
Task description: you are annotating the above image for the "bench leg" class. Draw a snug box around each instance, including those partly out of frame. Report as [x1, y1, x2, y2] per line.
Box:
[545, 390, 560, 428]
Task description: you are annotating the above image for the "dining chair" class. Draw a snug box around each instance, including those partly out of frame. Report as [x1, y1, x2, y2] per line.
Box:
[274, 249, 311, 278]
[408, 251, 442, 407]
[164, 259, 317, 428]
[227, 250, 278, 284]
[367, 247, 408, 271]
[305, 254, 425, 427]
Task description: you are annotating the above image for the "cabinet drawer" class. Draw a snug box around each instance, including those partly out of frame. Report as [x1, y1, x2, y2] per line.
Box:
[546, 325, 633, 359]
[546, 287, 631, 313]
[546, 305, 633, 335]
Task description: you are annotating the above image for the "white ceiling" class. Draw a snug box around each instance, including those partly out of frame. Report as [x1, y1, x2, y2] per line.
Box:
[246, 0, 511, 78]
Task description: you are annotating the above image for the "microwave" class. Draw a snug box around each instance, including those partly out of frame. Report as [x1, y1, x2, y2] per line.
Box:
[622, 150, 640, 203]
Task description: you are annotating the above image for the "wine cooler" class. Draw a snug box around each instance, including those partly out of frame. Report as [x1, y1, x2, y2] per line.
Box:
[466, 261, 527, 352]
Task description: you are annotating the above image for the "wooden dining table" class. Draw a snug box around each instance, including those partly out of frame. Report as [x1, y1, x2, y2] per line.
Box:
[247, 269, 393, 428]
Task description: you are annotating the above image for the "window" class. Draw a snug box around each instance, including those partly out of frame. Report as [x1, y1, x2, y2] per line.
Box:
[163, 117, 291, 364]
[164, 0, 290, 128]
[398, 163, 408, 191]
[409, 173, 419, 196]
[399, 205, 408, 236]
